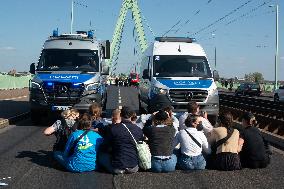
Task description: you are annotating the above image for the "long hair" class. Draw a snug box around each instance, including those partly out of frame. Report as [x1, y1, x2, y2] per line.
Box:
[218, 112, 235, 137]
[77, 113, 92, 130]
[88, 102, 102, 120]
[153, 110, 171, 126]
[184, 114, 199, 128]
[218, 112, 233, 129]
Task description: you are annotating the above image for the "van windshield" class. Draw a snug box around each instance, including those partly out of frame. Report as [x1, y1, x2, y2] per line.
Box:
[153, 55, 212, 77]
[37, 49, 99, 72]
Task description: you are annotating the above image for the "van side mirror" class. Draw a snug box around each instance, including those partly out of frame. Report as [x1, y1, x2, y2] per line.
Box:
[142, 69, 149, 79]
[30, 63, 36, 74]
[213, 70, 219, 81]
[101, 65, 109, 75]
[101, 40, 110, 59]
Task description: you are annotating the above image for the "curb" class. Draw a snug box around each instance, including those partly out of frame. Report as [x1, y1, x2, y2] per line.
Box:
[0, 112, 30, 129]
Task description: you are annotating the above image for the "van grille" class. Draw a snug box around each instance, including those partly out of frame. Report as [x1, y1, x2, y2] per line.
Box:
[42, 82, 84, 105]
[169, 89, 208, 103]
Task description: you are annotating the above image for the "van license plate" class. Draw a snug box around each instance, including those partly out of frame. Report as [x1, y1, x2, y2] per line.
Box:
[52, 106, 71, 111]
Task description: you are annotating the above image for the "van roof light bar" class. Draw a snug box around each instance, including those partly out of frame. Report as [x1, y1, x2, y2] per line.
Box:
[155, 37, 196, 43]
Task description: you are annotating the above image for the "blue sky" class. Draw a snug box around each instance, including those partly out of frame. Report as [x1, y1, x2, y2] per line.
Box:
[0, 0, 283, 81]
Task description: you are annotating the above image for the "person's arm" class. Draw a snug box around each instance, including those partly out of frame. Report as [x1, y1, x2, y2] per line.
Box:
[201, 133, 211, 154]
[207, 129, 216, 145]
[178, 113, 187, 131]
[172, 131, 180, 149]
[43, 126, 56, 136]
[237, 137, 244, 153]
[43, 120, 60, 136]
[63, 132, 76, 157]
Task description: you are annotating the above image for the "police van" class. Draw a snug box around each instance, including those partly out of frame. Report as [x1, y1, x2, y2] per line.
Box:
[139, 37, 219, 123]
[29, 30, 110, 123]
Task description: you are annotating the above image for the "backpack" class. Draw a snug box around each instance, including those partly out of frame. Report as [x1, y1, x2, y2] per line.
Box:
[53, 119, 73, 152]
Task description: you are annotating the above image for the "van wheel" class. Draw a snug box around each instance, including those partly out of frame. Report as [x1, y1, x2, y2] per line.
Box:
[31, 110, 41, 125]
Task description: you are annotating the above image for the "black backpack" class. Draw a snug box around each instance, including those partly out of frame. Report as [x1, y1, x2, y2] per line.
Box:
[53, 119, 76, 152]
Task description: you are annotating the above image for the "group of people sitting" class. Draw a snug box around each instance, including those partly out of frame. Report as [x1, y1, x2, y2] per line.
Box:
[43, 101, 272, 173]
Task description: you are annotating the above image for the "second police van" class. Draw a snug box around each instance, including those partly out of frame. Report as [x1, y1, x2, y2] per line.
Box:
[139, 37, 219, 123]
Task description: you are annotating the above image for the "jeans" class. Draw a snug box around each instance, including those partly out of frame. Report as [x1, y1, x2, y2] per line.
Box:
[151, 154, 177, 173]
[178, 154, 206, 170]
[53, 151, 73, 172]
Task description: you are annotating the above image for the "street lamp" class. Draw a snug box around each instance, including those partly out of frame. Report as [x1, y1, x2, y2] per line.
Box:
[269, 4, 279, 90]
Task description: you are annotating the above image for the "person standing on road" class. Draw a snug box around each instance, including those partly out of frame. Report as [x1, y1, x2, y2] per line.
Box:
[44, 109, 79, 152]
[53, 113, 103, 172]
[207, 112, 243, 171]
[174, 114, 211, 170]
[240, 112, 271, 169]
[143, 110, 177, 173]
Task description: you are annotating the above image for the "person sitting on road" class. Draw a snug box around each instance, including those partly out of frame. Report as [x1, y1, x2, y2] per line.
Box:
[239, 112, 271, 169]
[130, 111, 138, 124]
[89, 102, 109, 131]
[179, 101, 213, 137]
[207, 112, 243, 171]
[174, 114, 211, 170]
[143, 110, 177, 173]
[97, 106, 143, 174]
[53, 113, 103, 173]
[44, 109, 79, 152]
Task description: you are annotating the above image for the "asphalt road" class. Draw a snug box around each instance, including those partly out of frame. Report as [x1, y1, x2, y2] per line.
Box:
[0, 86, 284, 189]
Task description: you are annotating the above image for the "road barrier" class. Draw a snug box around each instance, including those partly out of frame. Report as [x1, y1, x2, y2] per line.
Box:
[220, 94, 284, 137]
[0, 75, 32, 90]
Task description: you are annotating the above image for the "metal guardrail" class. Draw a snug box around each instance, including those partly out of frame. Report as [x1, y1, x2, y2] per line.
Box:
[220, 94, 284, 137]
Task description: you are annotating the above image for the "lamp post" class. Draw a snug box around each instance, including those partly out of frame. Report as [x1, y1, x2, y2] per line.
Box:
[269, 4, 279, 90]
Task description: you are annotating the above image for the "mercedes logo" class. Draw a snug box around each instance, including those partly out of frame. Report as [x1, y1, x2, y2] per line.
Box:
[58, 85, 68, 94]
[185, 92, 193, 101]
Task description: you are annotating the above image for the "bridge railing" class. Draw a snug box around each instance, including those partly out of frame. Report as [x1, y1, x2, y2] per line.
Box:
[0, 75, 32, 90]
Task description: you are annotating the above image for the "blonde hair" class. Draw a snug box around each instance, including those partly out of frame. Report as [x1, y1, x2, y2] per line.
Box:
[88, 103, 102, 120]
[112, 109, 121, 124]
[70, 108, 80, 118]
[112, 109, 121, 118]
[61, 109, 71, 119]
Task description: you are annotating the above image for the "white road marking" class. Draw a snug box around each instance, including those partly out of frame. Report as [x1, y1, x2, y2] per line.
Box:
[119, 106, 122, 109]
[118, 100, 121, 103]
[1, 96, 28, 101]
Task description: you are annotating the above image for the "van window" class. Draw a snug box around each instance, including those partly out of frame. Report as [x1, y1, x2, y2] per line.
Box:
[153, 55, 211, 77]
[38, 49, 99, 72]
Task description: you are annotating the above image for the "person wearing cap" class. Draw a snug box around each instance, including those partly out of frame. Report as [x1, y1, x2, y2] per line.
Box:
[174, 114, 211, 170]
[239, 112, 271, 169]
[143, 110, 177, 173]
[98, 106, 143, 174]
[179, 101, 213, 137]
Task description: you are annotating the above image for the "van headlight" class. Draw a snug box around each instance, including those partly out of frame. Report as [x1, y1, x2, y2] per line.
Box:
[86, 83, 99, 92]
[151, 86, 168, 95]
[209, 88, 218, 96]
[30, 81, 41, 89]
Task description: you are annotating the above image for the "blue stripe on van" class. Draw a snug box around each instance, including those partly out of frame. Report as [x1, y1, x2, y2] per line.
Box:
[37, 74, 94, 83]
[158, 79, 212, 89]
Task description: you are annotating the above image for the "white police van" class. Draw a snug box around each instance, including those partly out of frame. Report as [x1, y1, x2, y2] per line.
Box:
[29, 30, 110, 123]
[139, 37, 219, 123]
